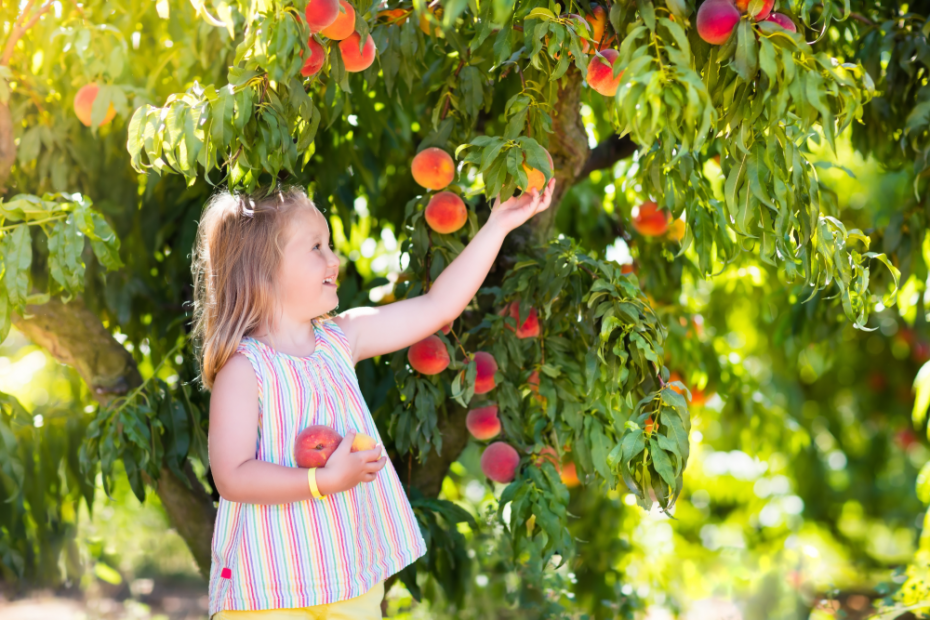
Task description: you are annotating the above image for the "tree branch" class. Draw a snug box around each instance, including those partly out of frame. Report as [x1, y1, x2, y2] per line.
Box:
[1, 1, 53, 68]
[578, 134, 637, 180]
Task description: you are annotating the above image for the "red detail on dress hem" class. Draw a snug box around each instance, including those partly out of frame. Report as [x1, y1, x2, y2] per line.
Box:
[221, 568, 232, 579]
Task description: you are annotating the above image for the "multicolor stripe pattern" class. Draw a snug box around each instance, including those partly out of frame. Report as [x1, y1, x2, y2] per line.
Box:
[208, 318, 427, 616]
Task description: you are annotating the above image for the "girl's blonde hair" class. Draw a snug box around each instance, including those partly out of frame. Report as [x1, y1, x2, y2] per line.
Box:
[190, 185, 325, 390]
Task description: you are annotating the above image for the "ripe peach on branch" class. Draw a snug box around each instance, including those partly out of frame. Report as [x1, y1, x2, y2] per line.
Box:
[407, 335, 450, 374]
[466, 405, 501, 440]
[632, 201, 671, 237]
[74, 84, 117, 128]
[480, 441, 520, 482]
[300, 37, 327, 77]
[584, 3, 613, 49]
[696, 0, 740, 45]
[586, 49, 623, 96]
[321, 0, 356, 40]
[338, 32, 376, 72]
[734, 0, 774, 20]
[471, 351, 498, 394]
[500, 300, 540, 339]
[766, 13, 797, 32]
[412, 147, 456, 190]
[304, 0, 340, 33]
[424, 191, 467, 234]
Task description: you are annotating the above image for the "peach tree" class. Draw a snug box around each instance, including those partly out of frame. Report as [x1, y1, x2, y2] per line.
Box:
[2, 0, 930, 615]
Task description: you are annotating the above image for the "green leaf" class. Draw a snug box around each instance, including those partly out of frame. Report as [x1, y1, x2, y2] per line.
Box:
[733, 20, 758, 81]
[621, 429, 645, 462]
[1, 226, 32, 307]
[649, 437, 676, 488]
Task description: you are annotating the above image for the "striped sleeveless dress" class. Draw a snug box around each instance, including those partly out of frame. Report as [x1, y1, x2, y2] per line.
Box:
[207, 317, 427, 616]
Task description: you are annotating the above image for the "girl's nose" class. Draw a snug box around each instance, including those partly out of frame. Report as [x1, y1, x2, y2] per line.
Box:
[325, 247, 340, 268]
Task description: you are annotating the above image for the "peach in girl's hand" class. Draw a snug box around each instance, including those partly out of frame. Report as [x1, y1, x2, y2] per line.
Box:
[350, 432, 377, 452]
[294, 425, 377, 467]
[317, 429, 387, 494]
[294, 425, 343, 468]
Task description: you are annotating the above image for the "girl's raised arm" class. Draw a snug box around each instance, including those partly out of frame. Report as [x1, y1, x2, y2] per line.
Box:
[334, 179, 555, 365]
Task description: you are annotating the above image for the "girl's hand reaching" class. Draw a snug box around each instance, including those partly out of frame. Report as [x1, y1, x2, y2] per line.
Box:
[487, 177, 556, 234]
[316, 429, 388, 496]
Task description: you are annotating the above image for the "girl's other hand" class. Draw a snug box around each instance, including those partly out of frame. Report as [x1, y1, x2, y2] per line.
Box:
[316, 429, 387, 496]
[487, 177, 556, 234]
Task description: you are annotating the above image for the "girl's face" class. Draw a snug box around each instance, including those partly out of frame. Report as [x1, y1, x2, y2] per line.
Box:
[277, 207, 341, 322]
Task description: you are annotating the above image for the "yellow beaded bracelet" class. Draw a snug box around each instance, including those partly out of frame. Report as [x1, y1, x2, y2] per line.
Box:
[307, 467, 325, 500]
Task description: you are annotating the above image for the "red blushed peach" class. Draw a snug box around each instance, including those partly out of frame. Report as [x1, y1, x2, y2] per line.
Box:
[407, 335, 450, 374]
[502, 301, 540, 339]
[466, 405, 501, 440]
[534, 446, 561, 471]
[696, 0, 740, 45]
[735, 0, 773, 19]
[522, 149, 554, 194]
[305, 0, 340, 33]
[74, 84, 117, 127]
[440, 321, 452, 335]
[424, 191, 467, 234]
[560, 461, 580, 487]
[412, 147, 455, 190]
[632, 201, 671, 236]
[586, 49, 623, 97]
[321, 0, 356, 40]
[621, 263, 636, 275]
[766, 12, 797, 32]
[301, 38, 327, 77]
[338, 32, 376, 72]
[480, 441, 520, 483]
[472, 351, 497, 394]
[294, 425, 343, 467]
[585, 4, 610, 48]
[668, 371, 685, 394]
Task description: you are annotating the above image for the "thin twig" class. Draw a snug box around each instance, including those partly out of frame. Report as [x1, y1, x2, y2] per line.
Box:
[439, 57, 468, 120]
[1, 1, 53, 67]
[0, 213, 67, 232]
[651, 361, 666, 388]
[847, 12, 875, 26]
[447, 327, 470, 361]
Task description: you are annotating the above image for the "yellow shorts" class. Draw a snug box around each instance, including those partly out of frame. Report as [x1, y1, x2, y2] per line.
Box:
[212, 581, 384, 620]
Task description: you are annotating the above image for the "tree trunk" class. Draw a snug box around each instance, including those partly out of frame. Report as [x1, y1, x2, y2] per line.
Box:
[0, 101, 16, 193]
[13, 297, 218, 578]
[155, 461, 218, 576]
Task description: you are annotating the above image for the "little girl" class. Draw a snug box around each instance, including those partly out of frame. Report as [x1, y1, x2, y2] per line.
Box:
[194, 179, 555, 619]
